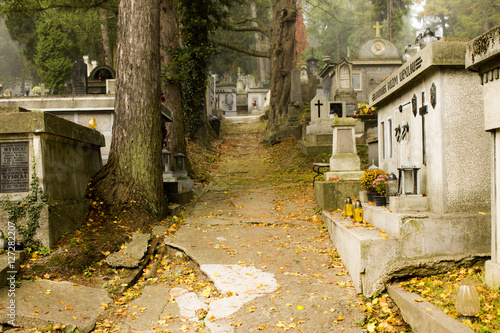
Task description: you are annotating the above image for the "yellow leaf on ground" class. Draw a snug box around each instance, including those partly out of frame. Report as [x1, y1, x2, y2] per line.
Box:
[296, 305, 304, 310]
[378, 233, 389, 239]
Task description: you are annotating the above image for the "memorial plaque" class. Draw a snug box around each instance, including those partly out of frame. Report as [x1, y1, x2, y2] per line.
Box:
[0, 142, 30, 193]
[336, 129, 355, 153]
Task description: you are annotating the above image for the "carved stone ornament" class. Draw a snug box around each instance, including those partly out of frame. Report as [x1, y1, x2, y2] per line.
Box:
[430, 83, 437, 109]
[395, 125, 402, 142]
[412, 94, 418, 117]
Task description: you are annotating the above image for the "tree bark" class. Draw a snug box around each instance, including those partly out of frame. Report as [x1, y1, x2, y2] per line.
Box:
[267, 0, 296, 132]
[99, 8, 113, 67]
[160, 0, 186, 157]
[91, 0, 166, 219]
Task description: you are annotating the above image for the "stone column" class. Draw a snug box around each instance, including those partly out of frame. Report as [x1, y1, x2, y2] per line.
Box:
[487, 130, 500, 288]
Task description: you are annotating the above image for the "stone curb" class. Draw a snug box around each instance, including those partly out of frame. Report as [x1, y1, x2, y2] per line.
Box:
[388, 285, 474, 333]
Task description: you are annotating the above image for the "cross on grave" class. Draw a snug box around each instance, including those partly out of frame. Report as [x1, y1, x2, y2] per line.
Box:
[39, 84, 50, 96]
[315, 99, 324, 118]
[373, 21, 383, 38]
[419, 92, 428, 165]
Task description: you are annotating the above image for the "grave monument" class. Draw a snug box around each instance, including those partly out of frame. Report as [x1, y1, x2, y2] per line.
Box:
[466, 25, 500, 289]
[324, 39, 491, 296]
[0, 107, 105, 248]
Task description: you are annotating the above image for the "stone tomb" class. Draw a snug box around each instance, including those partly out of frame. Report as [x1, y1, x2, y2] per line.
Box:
[466, 25, 500, 289]
[216, 83, 237, 117]
[324, 41, 491, 295]
[0, 107, 105, 248]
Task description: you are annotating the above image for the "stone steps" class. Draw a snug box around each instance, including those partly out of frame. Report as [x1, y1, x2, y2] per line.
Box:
[323, 207, 490, 296]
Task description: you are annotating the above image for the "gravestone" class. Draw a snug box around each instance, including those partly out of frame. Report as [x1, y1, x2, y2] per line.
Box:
[38, 84, 50, 96]
[2, 89, 11, 97]
[216, 83, 237, 117]
[72, 60, 88, 95]
[88, 66, 115, 94]
[0, 107, 105, 248]
[324, 117, 364, 181]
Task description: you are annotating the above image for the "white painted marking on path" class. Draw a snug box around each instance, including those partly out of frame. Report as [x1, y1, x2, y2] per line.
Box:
[170, 264, 278, 333]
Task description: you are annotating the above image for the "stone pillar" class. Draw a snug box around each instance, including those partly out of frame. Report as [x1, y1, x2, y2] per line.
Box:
[324, 117, 363, 181]
[487, 130, 500, 288]
[466, 26, 500, 289]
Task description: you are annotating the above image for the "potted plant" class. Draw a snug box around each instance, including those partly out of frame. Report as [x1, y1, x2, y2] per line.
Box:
[360, 169, 388, 202]
[372, 174, 389, 206]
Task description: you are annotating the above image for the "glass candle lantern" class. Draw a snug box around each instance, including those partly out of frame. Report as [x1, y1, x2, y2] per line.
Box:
[174, 153, 186, 172]
[386, 172, 399, 198]
[353, 200, 363, 223]
[456, 279, 480, 320]
[344, 197, 353, 219]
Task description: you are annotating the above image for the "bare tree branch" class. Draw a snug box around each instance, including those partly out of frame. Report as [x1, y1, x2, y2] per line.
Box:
[209, 36, 270, 58]
[227, 17, 270, 38]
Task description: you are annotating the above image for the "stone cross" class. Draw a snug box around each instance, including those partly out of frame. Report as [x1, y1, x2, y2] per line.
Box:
[315, 99, 323, 118]
[310, 93, 327, 122]
[373, 21, 383, 38]
[39, 84, 50, 96]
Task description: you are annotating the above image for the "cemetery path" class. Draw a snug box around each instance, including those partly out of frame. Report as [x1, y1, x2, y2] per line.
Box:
[151, 119, 366, 332]
[0, 118, 366, 333]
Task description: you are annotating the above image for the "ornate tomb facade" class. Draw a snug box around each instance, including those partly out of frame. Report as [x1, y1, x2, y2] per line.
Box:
[323, 40, 491, 296]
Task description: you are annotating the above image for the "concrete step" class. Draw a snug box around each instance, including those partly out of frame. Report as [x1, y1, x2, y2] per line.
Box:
[323, 210, 490, 296]
[388, 285, 474, 333]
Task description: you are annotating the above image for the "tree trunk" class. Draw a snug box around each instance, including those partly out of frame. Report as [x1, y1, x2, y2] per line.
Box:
[266, 0, 296, 132]
[100, 8, 113, 68]
[160, 0, 186, 157]
[91, 0, 166, 219]
[387, 0, 392, 40]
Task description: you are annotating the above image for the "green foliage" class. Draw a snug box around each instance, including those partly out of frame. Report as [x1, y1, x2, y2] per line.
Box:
[2, 160, 52, 250]
[417, 0, 500, 38]
[175, 0, 234, 139]
[1, 1, 118, 92]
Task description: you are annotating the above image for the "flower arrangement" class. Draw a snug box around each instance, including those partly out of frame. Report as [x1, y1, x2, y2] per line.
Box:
[360, 169, 388, 191]
[373, 174, 389, 196]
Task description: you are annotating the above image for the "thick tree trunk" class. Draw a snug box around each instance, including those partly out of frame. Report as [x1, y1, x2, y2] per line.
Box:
[267, 0, 296, 132]
[91, 0, 166, 219]
[100, 8, 113, 68]
[160, 0, 186, 157]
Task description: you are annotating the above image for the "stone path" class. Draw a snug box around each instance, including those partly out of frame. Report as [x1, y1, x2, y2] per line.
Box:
[0, 118, 366, 332]
[156, 119, 366, 332]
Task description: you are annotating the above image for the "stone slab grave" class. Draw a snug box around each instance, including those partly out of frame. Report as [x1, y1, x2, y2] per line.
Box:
[0, 279, 111, 332]
[0, 107, 105, 249]
[325, 41, 492, 296]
